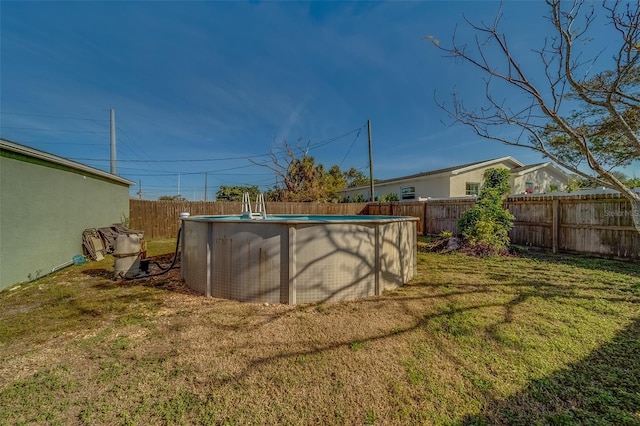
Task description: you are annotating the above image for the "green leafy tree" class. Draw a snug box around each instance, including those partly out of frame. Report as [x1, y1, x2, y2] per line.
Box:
[609, 171, 640, 189]
[431, 0, 640, 233]
[627, 177, 640, 188]
[566, 174, 599, 192]
[457, 168, 514, 253]
[263, 185, 285, 202]
[379, 192, 399, 202]
[352, 193, 365, 203]
[285, 155, 328, 201]
[344, 168, 370, 187]
[327, 165, 348, 202]
[158, 195, 187, 201]
[256, 139, 353, 202]
[216, 185, 260, 202]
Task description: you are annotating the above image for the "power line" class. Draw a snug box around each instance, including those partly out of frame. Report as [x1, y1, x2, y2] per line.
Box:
[72, 152, 272, 163]
[0, 126, 108, 134]
[66, 125, 366, 163]
[0, 112, 106, 122]
[339, 127, 362, 167]
[14, 141, 105, 146]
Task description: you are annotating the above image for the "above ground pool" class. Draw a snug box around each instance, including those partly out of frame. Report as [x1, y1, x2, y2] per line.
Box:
[181, 214, 417, 304]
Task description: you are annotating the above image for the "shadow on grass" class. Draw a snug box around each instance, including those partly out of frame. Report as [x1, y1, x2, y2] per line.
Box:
[515, 248, 640, 279]
[464, 316, 640, 426]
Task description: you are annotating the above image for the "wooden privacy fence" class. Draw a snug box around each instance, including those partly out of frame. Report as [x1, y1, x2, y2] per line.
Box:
[369, 199, 478, 237]
[130, 194, 639, 259]
[507, 195, 639, 259]
[369, 194, 639, 259]
[129, 200, 368, 238]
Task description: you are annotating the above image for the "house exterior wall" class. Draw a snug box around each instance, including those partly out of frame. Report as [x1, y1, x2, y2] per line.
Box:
[0, 152, 130, 291]
[379, 175, 452, 200]
[449, 161, 515, 197]
[341, 174, 451, 201]
[511, 168, 569, 194]
[339, 158, 569, 202]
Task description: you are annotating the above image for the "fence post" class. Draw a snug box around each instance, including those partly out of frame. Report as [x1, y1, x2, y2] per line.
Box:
[552, 199, 560, 253]
[423, 201, 428, 236]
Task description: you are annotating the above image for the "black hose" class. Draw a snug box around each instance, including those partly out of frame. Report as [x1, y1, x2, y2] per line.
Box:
[126, 227, 182, 280]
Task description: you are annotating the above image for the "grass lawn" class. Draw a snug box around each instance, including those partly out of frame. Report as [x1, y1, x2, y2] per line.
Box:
[0, 237, 639, 425]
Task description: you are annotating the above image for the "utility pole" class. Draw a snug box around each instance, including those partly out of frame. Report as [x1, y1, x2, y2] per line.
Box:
[177, 173, 181, 196]
[110, 109, 117, 175]
[367, 119, 375, 202]
[137, 179, 142, 199]
[204, 172, 208, 201]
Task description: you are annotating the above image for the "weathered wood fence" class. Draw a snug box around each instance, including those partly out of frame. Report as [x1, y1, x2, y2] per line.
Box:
[130, 194, 639, 259]
[129, 200, 368, 239]
[368, 194, 639, 259]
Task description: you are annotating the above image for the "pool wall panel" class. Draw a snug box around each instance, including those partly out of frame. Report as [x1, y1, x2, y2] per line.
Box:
[294, 223, 377, 303]
[378, 220, 416, 292]
[210, 222, 283, 303]
[182, 221, 209, 295]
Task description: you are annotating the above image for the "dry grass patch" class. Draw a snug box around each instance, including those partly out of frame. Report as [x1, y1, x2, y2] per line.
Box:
[1, 237, 639, 425]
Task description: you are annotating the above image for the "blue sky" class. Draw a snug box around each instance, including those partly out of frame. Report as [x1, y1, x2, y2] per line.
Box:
[2, 1, 638, 200]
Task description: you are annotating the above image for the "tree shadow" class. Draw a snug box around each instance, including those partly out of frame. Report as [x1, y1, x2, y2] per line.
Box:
[515, 249, 640, 279]
[463, 316, 640, 425]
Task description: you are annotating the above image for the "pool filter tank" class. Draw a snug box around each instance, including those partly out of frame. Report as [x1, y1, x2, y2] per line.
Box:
[113, 233, 145, 279]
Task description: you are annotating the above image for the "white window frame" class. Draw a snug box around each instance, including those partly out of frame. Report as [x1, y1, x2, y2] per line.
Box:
[465, 182, 480, 196]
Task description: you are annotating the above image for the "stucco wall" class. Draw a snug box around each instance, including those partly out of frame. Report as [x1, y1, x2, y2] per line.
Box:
[342, 174, 451, 201]
[512, 168, 569, 194]
[373, 175, 452, 200]
[449, 162, 515, 197]
[0, 154, 130, 290]
[406, 175, 451, 199]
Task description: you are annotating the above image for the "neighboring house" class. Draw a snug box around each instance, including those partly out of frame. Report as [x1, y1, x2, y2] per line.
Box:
[508, 162, 572, 195]
[0, 138, 134, 291]
[340, 156, 570, 201]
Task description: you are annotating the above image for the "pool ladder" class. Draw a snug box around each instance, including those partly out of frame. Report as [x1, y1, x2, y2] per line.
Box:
[241, 193, 267, 220]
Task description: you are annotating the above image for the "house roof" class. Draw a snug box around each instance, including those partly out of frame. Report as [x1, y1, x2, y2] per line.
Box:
[510, 162, 569, 180]
[0, 138, 135, 186]
[349, 156, 524, 190]
[510, 163, 547, 174]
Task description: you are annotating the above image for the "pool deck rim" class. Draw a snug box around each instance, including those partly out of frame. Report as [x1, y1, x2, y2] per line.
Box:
[181, 214, 419, 224]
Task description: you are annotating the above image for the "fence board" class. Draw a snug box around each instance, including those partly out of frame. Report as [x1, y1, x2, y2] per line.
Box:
[508, 200, 553, 249]
[424, 200, 475, 235]
[368, 202, 425, 234]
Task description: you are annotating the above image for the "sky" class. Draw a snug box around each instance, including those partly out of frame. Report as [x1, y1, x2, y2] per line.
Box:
[2, 1, 638, 200]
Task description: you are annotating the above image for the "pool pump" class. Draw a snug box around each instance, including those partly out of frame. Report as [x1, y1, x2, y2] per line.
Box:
[113, 227, 183, 281]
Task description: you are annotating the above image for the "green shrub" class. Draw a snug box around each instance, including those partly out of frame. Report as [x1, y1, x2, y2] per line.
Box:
[439, 230, 453, 239]
[380, 192, 399, 202]
[458, 168, 514, 253]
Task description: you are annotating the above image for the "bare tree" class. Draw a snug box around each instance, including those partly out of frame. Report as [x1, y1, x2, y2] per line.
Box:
[254, 139, 332, 202]
[430, 0, 640, 232]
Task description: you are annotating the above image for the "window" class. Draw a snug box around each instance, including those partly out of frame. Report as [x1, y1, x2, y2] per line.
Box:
[465, 182, 480, 196]
[401, 186, 416, 200]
